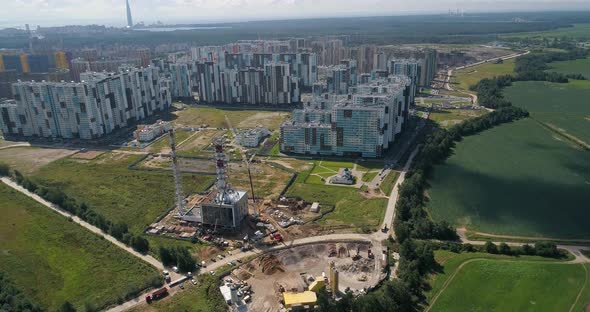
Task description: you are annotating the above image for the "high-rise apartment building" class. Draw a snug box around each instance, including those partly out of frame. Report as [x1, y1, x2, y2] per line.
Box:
[280, 75, 413, 157]
[0, 66, 170, 139]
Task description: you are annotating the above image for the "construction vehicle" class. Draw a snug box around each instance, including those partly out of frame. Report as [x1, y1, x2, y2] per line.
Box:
[271, 233, 283, 242]
[367, 248, 375, 259]
[145, 288, 168, 303]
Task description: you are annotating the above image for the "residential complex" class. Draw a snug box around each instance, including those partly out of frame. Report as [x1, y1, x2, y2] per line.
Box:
[280, 75, 415, 158]
[0, 66, 171, 139]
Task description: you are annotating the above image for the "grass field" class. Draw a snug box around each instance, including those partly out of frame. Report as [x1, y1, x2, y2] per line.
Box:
[0, 183, 161, 311]
[32, 152, 214, 233]
[146, 129, 194, 153]
[452, 59, 515, 91]
[379, 171, 400, 195]
[427, 118, 590, 239]
[172, 106, 290, 130]
[429, 108, 487, 129]
[549, 57, 590, 79]
[428, 250, 590, 312]
[500, 23, 590, 40]
[504, 80, 590, 145]
[127, 276, 225, 312]
[287, 165, 387, 229]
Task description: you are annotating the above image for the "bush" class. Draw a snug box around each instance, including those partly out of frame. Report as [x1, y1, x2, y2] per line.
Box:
[0, 162, 10, 176]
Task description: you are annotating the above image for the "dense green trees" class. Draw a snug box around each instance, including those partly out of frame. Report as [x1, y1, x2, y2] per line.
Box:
[10, 170, 150, 254]
[0, 162, 10, 176]
[0, 273, 42, 312]
[159, 246, 196, 273]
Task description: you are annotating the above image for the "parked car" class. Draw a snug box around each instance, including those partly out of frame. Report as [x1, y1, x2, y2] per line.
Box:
[191, 279, 197, 285]
[172, 266, 179, 273]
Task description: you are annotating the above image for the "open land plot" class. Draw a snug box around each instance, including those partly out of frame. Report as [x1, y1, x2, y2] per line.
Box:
[452, 58, 515, 91]
[428, 108, 487, 129]
[427, 250, 590, 312]
[146, 129, 194, 154]
[0, 146, 77, 174]
[126, 275, 225, 312]
[287, 170, 387, 229]
[500, 23, 590, 40]
[32, 152, 214, 233]
[0, 183, 161, 311]
[177, 129, 227, 156]
[549, 57, 590, 79]
[504, 80, 590, 145]
[427, 118, 590, 239]
[172, 106, 290, 130]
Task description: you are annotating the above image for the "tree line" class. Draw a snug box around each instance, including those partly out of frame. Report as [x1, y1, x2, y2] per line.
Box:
[5, 166, 150, 254]
[159, 246, 197, 273]
[0, 272, 42, 312]
[471, 47, 589, 109]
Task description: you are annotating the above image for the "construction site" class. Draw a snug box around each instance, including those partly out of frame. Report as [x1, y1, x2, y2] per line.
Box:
[224, 242, 386, 311]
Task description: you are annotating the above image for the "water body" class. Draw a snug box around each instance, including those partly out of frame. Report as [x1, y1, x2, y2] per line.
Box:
[134, 26, 230, 32]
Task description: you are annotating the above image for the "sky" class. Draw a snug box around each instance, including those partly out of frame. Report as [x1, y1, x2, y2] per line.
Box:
[2, 0, 590, 27]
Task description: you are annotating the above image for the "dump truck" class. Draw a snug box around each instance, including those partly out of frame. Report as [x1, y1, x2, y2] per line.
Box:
[146, 288, 168, 303]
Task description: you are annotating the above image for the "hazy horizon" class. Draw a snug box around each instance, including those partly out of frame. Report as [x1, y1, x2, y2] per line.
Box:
[2, 0, 590, 29]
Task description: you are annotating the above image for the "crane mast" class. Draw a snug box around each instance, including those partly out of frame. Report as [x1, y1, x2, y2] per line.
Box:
[168, 129, 185, 216]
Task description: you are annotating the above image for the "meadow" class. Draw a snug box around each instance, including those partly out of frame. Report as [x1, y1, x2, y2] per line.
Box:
[504, 80, 590, 145]
[452, 59, 515, 91]
[427, 118, 590, 239]
[427, 251, 590, 312]
[428, 108, 486, 129]
[172, 106, 290, 130]
[548, 57, 590, 79]
[287, 161, 388, 229]
[0, 183, 161, 311]
[500, 23, 590, 40]
[32, 152, 214, 233]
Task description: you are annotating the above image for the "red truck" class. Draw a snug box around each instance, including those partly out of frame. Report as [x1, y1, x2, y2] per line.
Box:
[145, 288, 168, 303]
[271, 233, 283, 241]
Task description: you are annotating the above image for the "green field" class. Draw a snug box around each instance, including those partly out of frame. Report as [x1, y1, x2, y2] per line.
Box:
[379, 171, 400, 195]
[452, 59, 515, 91]
[429, 108, 487, 129]
[32, 152, 214, 233]
[146, 129, 194, 153]
[0, 183, 161, 311]
[549, 57, 590, 79]
[287, 164, 387, 229]
[172, 106, 290, 130]
[427, 118, 590, 239]
[428, 251, 590, 312]
[500, 23, 590, 40]
[505, 80, 590, 145]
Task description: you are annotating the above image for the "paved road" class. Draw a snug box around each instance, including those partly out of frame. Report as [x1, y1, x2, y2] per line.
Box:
[377, 146, 421, 241]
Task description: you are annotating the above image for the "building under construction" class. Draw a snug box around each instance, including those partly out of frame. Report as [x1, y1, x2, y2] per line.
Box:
[173, 136, 248, 232]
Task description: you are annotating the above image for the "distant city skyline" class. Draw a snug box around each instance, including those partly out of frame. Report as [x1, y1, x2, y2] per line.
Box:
[1, 0, 590, 28]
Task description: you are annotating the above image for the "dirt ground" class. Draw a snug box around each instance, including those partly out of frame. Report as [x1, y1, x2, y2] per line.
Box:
[0, 146, 77, 174]
[240, 243, 378, 312]
[178, 130, 226, 154]
[237, 112, 288, 130]
[71, 150, 104, 160]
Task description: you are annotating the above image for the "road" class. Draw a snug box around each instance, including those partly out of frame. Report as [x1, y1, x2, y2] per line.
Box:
[377, 146, 421, 241]
[457, 228, 589, 264]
